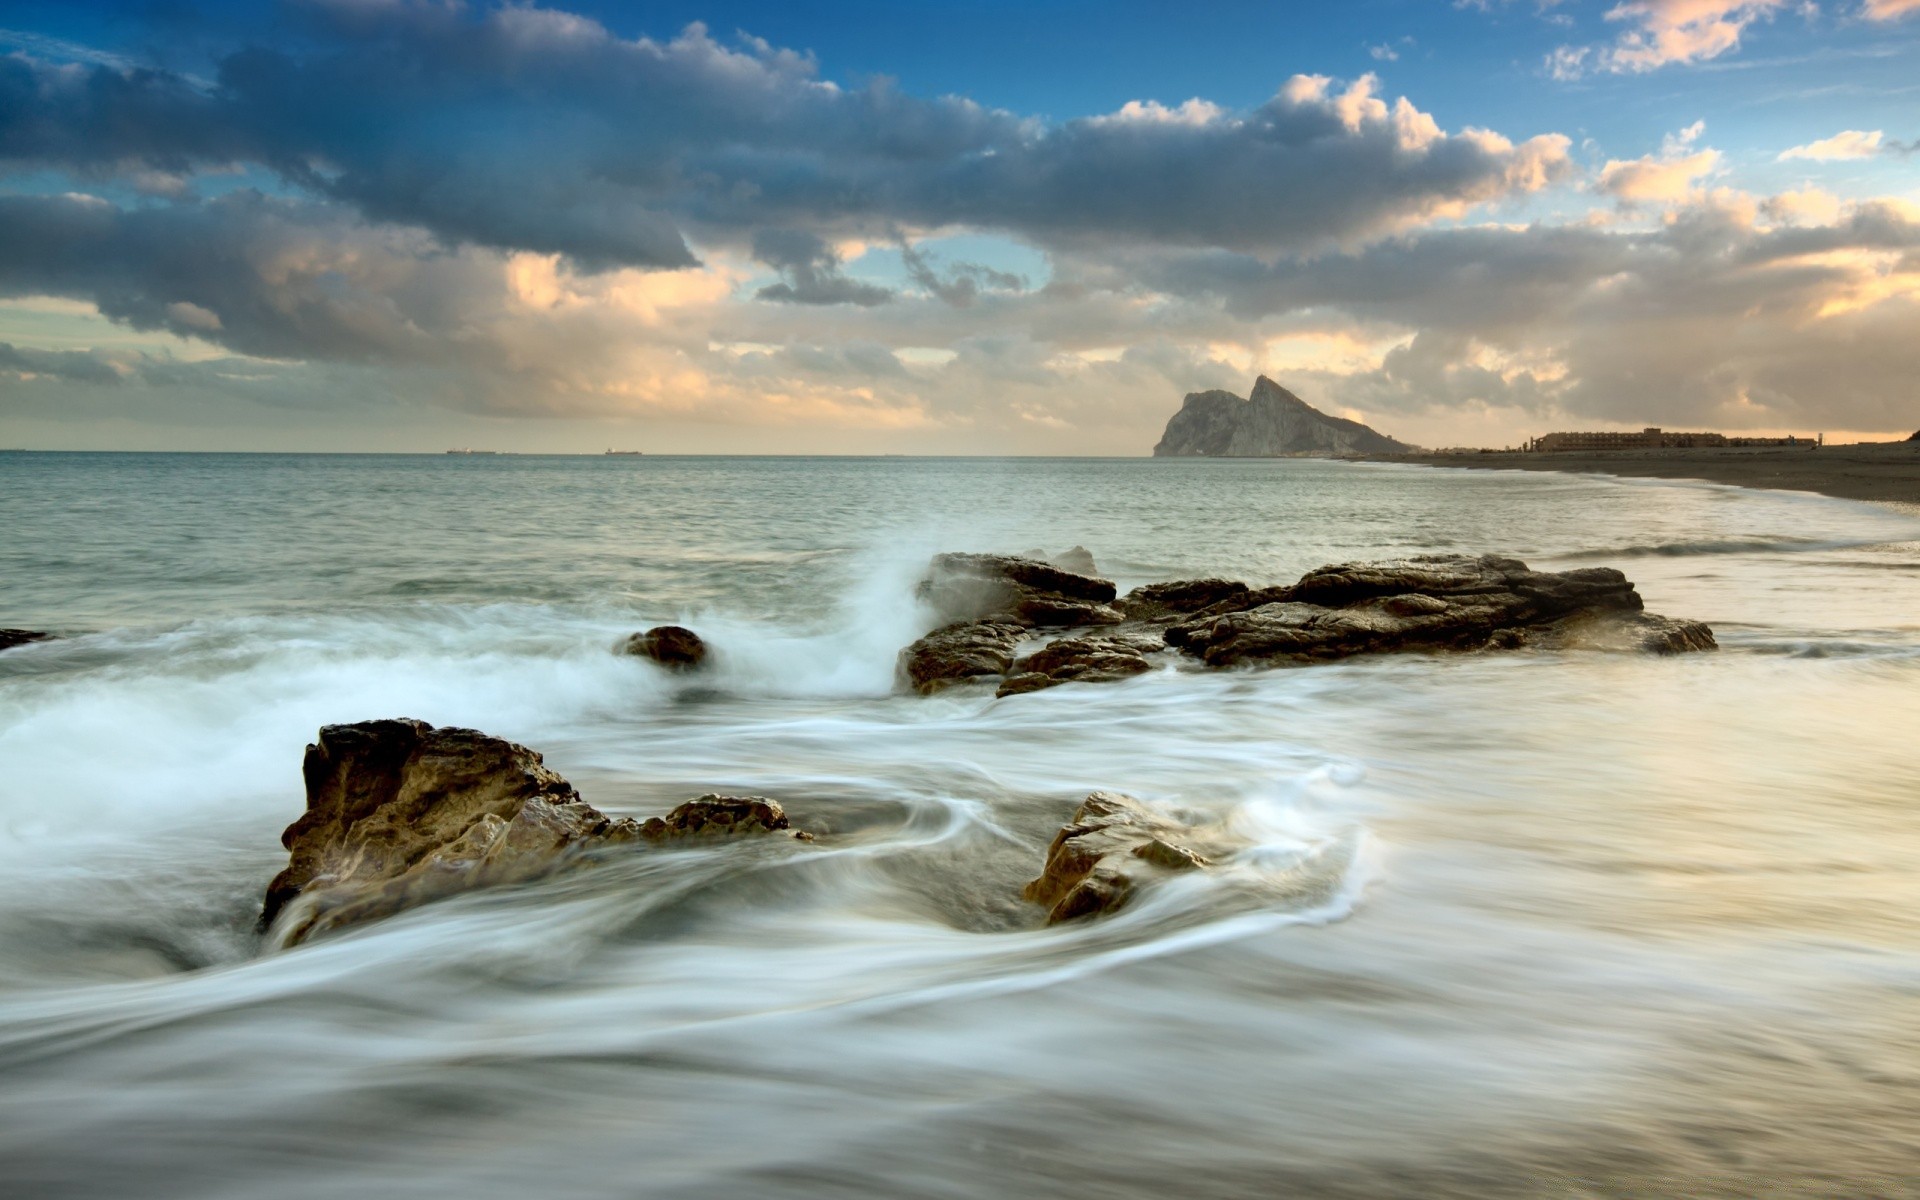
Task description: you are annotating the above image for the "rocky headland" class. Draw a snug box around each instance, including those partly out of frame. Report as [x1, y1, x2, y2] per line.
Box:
[1153, 376, 1413, 458]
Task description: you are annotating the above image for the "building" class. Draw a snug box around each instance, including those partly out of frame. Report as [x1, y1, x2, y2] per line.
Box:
[1529, 427, 1817, 452]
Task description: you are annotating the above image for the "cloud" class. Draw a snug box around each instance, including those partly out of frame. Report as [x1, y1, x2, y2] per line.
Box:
[1859, 0, 1920, 17]
[1110, 193, 1920, 433]
[897, 241, 1026, 308]
[751, 230, 892, 306]
[1549, 0, 1791, 77]
[0, 11, 1571, 270]
[1779, 129, 1885, 160]
[1597, 121, 1721, 202]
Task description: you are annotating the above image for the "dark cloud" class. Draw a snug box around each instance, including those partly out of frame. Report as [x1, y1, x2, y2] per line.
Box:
[751, 229, 892, 306]
[0, 6, 1569, 270]
[898, 242, 1024, 307]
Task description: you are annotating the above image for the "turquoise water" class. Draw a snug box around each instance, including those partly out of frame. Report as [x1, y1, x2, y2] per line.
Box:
[3, 452, 1920, 1196]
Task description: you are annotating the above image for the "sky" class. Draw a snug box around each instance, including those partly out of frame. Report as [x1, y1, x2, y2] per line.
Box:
[0, 0, 1917, 453]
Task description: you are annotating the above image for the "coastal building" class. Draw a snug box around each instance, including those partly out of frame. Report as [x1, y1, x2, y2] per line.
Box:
[1529, 428, 1816, 452]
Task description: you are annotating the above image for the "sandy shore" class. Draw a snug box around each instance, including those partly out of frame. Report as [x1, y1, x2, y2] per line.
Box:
[1365, 440, 1920, 505]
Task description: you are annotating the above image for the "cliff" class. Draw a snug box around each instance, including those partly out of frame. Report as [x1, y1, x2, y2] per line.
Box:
[1152, 376, 1413, 457]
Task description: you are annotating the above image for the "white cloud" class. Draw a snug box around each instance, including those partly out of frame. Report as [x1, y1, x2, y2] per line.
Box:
[1779, 130, 1885, 160]
[1597, 125, 1723, 202]
[1549, 0, 1791, 77]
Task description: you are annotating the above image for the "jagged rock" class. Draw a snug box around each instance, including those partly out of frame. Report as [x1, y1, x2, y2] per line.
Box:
[261, 719, 642, 948]
[0, 629, 51, 652]
[1023, 792, 1215, 923]
[1167, 554, 1692, 667]
[900, 621, 1027, 694]
[1118, 578, 1250, 621]
[621, 624, 707, 670]
[640, 795, 791, 839]
[995, 633, 1161, 697]
[918, 552, 1118, 626]
[1153, 376, 1413, 457]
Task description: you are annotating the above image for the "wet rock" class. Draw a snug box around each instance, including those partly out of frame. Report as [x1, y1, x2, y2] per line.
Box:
[1535, 612, 1720, 655]
[621, 624, 707, 670]
[262, 719, 641, 948]
[1023, 792, 1213, 924]
[994, 633, 1161, 697]
[1168, 554, 1704, 667]
[0, 629, 51, 652]
[918, 552, 1117, 626]
[1118, 578, 1251, 621]
[900, 621, 1027, 694]
[640, 795, 792, 839]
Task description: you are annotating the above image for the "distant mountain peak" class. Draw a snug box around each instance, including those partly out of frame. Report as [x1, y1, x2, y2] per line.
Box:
[1153, 377, 1412, 458]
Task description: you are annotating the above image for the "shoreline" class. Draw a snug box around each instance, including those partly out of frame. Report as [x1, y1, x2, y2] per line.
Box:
[1359, 440, 1920, 505]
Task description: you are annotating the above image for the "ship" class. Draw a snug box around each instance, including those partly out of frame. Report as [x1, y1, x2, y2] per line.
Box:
[604, 449, 644, 456]
[445, 448, 498, 455]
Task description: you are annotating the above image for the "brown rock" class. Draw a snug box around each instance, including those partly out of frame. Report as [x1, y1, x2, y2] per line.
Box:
[899, 620, 1027, 694]
[639, 795, 790, 839]
[0, 629, 51, 652]
[1024, 792, 1214, 924]
[917, 552, 1117, 626]
[1168, 554, 1708, 667]
[1117, 578, 1251, 621]
[621, 625, 708, 670]
[994, 633, 1160, 697]
[262, 720, 641, 948]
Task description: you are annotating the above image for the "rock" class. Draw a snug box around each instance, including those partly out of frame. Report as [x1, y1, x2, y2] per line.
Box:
[900, 620, 1027, 694]
[1118, 578, 1250, 621]
[261, 719, 642, 947]
[1535, 612, 1720, 655]
[1050, 545, 1100, 576]
[0, 629, 51, 652]
[994, 633, 1161, 697]
[621, 624, 707, 670]
[1023, 792, 1214, 923]
[917, 552, 1117, 626]
[1167, 554, 1698, 667]
[639, 795, 791, 839]
[1153, 375, 1413, 458]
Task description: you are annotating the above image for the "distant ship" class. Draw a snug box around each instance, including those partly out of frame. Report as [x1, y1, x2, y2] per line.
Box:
[604, 449, 644, 456]
[445, 448, 499, 455]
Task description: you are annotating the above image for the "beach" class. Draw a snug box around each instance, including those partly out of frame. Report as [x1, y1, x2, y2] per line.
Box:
[1372, 439, 1920, 505]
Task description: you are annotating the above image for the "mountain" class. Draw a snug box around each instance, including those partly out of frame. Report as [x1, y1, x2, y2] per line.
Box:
[1151, 376, 1414, 457]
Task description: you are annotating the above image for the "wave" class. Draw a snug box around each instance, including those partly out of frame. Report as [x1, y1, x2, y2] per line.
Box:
[1557, 535, 1863, 560]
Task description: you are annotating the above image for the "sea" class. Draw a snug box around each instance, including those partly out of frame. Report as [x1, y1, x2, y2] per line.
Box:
[2, 451, 1919, 1198]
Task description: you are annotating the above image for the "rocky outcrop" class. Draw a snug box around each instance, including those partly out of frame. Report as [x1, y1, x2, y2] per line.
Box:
[261, 720, 643, 948]
[900, 551, 1715, 697]
[997, 633, 1161, 697]
[902, 620, 1029, 694]
[622, 625, 707, 670]
[919, 552, 1121, 627]
[640, 795, 793, 839]
[1153, 376, 1413, 457]
[0, 629, 51, 652]
[1024, 792, 1216, 923]
[1116, 578, 1250, 622]
[902, 553, 1126, 693]
[1166, 555, 1673, 667]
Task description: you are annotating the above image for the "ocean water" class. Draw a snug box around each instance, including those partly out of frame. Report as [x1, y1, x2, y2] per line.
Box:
[2, 452, 1920, 1198]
